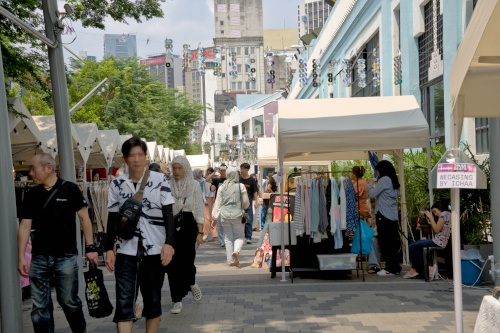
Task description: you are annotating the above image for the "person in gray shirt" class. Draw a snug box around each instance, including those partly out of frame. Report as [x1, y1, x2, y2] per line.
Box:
[368, 160, 401, 277]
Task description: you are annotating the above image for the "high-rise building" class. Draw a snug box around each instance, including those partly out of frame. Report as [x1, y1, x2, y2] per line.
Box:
[78, 50, 97, 62]
[103, 34, 137, 58]
[139, 54, 183, 89]
[297, 0, 334, 43]
[213, 0, 265, 94]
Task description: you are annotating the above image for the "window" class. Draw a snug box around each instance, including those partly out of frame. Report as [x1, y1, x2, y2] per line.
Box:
[246, 82, 250, 90]
[231, 82, 236, 90]
[245, 47, 249, 55]
[351, 33, 380, 98]
[475, 118, 489, 154]
[220, 30, 225, 34]
[220, 21, 224, 26]
[237, 64, 242, 72]
[251, 81, 256, 90]
[250, 47, 255, 56]
[238, 82, 242, 90]
[418, 0, 443, 86]
[237, 47, 241, 55]
[421, 80, 445, 145]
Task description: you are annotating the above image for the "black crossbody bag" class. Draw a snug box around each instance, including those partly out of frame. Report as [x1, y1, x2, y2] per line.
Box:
[117, 170, 150, 240]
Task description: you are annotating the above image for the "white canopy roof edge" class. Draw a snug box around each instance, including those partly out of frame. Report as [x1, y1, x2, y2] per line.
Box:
[450, 0, 500, 139]
[146, 141, 159, 163]
[73, 123, 99, 166]
[186, 154, 210, 171]
[98, 129, 121, 168]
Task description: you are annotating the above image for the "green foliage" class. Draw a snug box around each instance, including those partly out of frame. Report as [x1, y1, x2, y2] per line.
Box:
[202, 141, 211, 154]
[459, 143, 491, 245]
[67, 57, 202, 147]
[183, 143, 203, 155]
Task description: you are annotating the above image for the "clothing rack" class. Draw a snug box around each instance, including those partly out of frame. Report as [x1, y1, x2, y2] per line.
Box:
[284, 170, 366, 282]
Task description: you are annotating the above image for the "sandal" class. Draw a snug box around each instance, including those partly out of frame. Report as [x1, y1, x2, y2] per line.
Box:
[367, 267, 380, 274]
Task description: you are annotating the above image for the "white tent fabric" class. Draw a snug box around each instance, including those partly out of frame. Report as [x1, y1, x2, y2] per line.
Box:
[73, 123, 99, 167]
[157, 145, 164, 164]
[146, 141, 159, 163]
[9, 98, 48, 169]
[186, 154, 210, 171]
[450, 0, 500, 137]
[276, 96, 429, 159]
[98, 129, 121, 168]
[163, 148, 171, 165]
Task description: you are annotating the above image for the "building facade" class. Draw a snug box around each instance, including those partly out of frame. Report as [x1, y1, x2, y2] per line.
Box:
[288, 0, 486, 158]
[213, 0, 266, 94]
[139, 54, 184, 89]
[297, 0, 334, 43]
[103, 34, 137, 58]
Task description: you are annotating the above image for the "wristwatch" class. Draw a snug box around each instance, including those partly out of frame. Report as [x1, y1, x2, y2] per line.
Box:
[85, 244, 97, 253]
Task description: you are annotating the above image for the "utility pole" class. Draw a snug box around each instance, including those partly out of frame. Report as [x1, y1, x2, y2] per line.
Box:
[42, 0, 84, 297]
[0, 42, 24, 333]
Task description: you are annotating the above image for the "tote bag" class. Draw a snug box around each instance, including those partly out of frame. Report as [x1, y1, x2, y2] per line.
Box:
[84, 265, 114, 318]
[351, 220, 375, 255]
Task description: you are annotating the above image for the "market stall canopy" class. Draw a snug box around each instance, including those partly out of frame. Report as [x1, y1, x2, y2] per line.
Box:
[9, 98, 48, 169]
[257, 137, 384, 166]
[163, 148, 171, 165]
[32, 115, 83, 165]
[157, 145, 165, 164]
[98, 129, 121, 168]
[276, 96, 428, 160]
[450, 0, 500, 135]
[146, 141, 159, 163]
[73, 123, 99, 166]
[170, 149, 186, 161]
[186, 154, 210, 171]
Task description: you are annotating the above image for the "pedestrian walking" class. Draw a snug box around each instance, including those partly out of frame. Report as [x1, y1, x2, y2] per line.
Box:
[167, 155, 205, 314]
[105, 137, 175, 332]
[17, 153, 99, 333]
[212, 167, 250, 266]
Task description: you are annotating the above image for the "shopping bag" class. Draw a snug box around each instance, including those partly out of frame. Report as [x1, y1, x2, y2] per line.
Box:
[84, 264, 114, 318]
[351, 220, 375, 255]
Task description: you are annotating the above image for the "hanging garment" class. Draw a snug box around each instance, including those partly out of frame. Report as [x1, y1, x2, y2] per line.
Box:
[318, 178, 329, 233]
[339, 177, 347, 230]
[303, 180, 311, 235]
[294, 179, 304, 236]
[310, 180, 320, 233]
[345, 179, 358, 232]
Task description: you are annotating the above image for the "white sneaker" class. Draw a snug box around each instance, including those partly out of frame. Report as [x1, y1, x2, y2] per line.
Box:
[245, 239, 252, 244]
[376, 269, 395, 277]
[190, 283, 202, 301]
[171, 302, 183, 314]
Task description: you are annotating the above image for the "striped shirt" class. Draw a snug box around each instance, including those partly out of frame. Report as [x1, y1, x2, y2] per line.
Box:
[368, 176, 399, 221]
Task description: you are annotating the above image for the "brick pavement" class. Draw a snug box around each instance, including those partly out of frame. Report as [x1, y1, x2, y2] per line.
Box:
[19, 231, 490, 333]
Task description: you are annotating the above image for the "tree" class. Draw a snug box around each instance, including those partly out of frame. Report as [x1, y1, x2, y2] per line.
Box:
[68, 56, 203, 147]
[1, 0, 166, 92]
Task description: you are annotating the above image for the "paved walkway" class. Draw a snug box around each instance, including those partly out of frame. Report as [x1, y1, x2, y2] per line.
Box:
[20, 231, 490, 333]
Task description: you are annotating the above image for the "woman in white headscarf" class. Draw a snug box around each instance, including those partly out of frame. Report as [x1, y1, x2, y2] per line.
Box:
[212, 167, 250, 266]
[167, 156, 205, 314]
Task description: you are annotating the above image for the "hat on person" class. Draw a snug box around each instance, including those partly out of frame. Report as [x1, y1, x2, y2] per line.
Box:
[149, 163, 161, 171]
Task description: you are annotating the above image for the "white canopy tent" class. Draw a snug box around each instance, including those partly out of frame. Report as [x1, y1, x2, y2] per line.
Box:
[8, 98, 48, 170]
[275, 95, 429, 280]
[146, 141, 159, 164]
[186, 154, 210, 171]
[449, 1, 500, 331]
[163, 148, 171, 166]
[98, 129, 121, 169]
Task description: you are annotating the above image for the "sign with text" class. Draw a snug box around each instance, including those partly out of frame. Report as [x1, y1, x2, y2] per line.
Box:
[437, 163, 476, 188]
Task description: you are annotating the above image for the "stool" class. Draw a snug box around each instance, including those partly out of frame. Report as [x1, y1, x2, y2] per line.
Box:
[423, 246, 445, 281]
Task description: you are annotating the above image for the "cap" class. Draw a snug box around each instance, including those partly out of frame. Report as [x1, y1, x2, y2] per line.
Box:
[149, 163, 161, 171]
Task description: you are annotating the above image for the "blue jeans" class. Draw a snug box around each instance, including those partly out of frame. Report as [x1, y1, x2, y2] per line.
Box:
[244, 205, 254, 241]
[217, 216, 225, 245]
[30, 254, 86, 333]
[409, 239, 437, 274]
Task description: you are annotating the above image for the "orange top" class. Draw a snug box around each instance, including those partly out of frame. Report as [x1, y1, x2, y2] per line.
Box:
[352, 178, 370, 218]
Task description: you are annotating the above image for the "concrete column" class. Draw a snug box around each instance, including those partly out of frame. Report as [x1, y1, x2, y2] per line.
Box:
[0, 40, 24, 333]
[380, 0, 394, 96]
[399, 0, 420, 101]
[489, 118, 500, 286]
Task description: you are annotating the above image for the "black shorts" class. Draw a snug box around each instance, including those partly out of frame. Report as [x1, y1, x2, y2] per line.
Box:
[113, 253, 165, 322]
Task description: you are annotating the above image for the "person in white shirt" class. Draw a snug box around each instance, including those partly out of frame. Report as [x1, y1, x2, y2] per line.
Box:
[105, 137, 175, 333]
[166, 155, 205, 314]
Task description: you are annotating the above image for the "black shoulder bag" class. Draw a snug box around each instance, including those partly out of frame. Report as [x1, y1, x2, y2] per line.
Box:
[117, 170, 150, 240]
[241, 186, 250, 224]
[173, 198, 187, 230]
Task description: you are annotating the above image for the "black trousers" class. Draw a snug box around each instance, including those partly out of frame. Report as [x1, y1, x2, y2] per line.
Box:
[165, 212, 198, 303]
[376, 212, 401, 274]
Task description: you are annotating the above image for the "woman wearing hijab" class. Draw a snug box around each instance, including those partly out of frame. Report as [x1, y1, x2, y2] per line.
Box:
[212, 167, 250, 267]
[193, 169, 206, 204]
[368, 160, 401, 277]
[167, 156, 205, 314]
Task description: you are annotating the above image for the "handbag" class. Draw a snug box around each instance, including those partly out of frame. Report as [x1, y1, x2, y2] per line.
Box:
[173, 198, 187, 229]
[351, 219, 375, 255]
[84, 264, 113, 318]
[241, 189, 250, 224]
[117, 170, 150, 240]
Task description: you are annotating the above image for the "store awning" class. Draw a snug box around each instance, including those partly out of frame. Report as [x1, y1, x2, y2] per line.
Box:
[450, 0, 500, 134]
[276, 95, 428, 160]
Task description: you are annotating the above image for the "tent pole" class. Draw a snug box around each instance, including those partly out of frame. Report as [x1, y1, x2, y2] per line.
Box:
[397, 149, 409, 265]
[427, 139, 434, 206]
[451, 99, 463, 333]
[279, 160, 286, 282]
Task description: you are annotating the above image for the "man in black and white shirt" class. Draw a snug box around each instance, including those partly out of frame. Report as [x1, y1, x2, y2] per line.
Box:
[106, 137, 175, 333]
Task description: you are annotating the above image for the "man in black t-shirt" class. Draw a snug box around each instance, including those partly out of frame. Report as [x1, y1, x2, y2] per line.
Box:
[17, 153, 98, 333]
[239, 163, 259, 243]
[205, 164, 227, 246]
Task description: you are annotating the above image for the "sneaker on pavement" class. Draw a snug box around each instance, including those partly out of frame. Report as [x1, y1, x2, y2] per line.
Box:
[190, 283, 202, 301]
[171, 302, 183, 314]
[245, 239, 252, 244]
[220, 243, 225, 247]
[376, 269, 395, 277]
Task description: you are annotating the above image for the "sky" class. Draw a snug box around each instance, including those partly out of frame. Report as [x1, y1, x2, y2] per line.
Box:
[59, 0, 300, 63]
